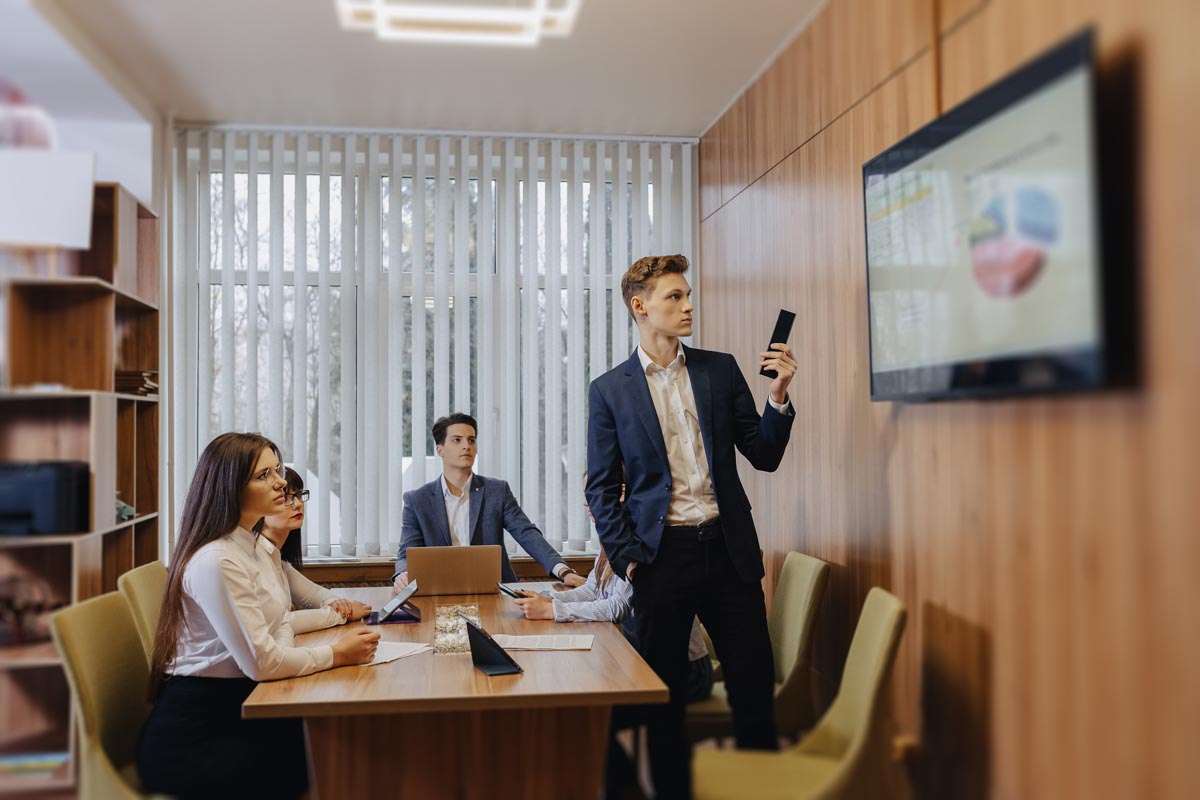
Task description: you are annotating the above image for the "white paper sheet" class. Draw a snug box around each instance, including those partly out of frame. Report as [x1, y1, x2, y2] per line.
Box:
[367, 641, 434, 666]
[490, 634, 594, 651]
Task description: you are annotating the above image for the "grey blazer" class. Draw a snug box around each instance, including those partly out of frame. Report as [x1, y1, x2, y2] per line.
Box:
[392, 474, 563, 583]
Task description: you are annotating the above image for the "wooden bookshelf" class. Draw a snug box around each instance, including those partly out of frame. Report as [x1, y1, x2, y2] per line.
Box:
[0, 181, 160, 796]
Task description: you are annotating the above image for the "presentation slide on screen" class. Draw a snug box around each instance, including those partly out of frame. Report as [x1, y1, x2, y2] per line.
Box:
[865, 68, 1100, 373]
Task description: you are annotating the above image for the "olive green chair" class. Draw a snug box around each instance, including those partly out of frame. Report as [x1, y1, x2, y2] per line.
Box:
[50, 591, 158, 799]
[693, 587, 907, 800]
[687, 551, 830, 742]
[118, 560, 168, 664]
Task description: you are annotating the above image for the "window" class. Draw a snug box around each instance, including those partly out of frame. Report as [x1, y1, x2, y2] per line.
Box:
[174, 131, 696, 559]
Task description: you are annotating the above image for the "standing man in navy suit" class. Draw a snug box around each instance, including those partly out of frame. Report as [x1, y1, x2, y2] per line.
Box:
[586, 255, 796, 798]
[392, 413, 586, 590]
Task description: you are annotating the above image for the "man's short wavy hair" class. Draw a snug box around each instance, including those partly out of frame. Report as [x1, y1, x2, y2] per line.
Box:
[620, 254, 690, 317]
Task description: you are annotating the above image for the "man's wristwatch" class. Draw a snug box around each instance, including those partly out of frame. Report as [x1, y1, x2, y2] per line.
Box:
[558, 567, 580, 580]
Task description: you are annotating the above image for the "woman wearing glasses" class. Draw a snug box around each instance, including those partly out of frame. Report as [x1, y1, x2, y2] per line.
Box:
[137, 433, 380, 799]
[259, 467, 372, 632]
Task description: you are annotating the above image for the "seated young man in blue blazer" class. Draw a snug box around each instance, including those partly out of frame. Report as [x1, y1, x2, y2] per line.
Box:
[392, 413, 586, 590]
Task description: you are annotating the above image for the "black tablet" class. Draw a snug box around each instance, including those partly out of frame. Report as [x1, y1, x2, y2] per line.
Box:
[365, 580, 420, 624]
[459, 612, 523, 676]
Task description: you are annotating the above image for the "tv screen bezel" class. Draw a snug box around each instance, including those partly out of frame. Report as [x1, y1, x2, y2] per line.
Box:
[861, 29, 1105, 402]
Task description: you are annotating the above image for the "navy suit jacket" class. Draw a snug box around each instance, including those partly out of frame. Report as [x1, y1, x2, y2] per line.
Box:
[586, 346, 794, 582]
[392, 474, 563, 583]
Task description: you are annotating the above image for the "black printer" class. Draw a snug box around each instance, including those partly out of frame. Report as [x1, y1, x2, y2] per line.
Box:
[0, 461, 90, 535]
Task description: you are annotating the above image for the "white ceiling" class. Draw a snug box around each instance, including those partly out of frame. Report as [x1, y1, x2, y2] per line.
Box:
[0, 0, 143, 122]
[47, 0, 824, 137]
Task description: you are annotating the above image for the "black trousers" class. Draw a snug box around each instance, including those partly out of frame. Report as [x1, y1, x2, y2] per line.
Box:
[632, 524, 777, 799]
[137, 675, 309, 800]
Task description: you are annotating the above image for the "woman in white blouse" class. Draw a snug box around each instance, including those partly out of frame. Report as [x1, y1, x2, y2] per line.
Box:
[136, 433, 380, 799]
[259, 467, 371, 633]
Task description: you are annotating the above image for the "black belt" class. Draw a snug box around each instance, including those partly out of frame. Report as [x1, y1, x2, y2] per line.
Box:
[664, 518, 722, 542]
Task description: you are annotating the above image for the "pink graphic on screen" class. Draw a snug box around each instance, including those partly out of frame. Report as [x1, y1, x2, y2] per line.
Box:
[969, 188, 1059, 298]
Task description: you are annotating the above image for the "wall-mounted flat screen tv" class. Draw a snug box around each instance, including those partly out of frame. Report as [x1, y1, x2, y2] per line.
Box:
[863, 30, 1103, 401]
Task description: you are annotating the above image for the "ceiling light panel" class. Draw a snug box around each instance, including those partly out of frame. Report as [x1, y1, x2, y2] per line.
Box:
[334, 0, 583, 46]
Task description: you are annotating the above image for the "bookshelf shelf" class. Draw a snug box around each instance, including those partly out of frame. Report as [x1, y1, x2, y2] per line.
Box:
[0, 513, 159, 549]
[0, 641, 61, 670]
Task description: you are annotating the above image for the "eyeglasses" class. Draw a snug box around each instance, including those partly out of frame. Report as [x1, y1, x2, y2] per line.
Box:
[284, 490, 310, 507]
[252, 465, 287, 484]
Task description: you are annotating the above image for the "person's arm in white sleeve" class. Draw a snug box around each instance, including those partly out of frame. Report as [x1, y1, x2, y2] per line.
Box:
[547, 565, 600, 603]
[551, 574, 633, 624]
[287, 607, 345, 634]
[283, 562, 338, 609]
[185, 550, 334, 681]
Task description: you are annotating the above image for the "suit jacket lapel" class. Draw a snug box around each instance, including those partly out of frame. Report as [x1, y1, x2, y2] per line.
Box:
[427, 480, 453, 547]
[685, 345, 717, 474]
[468, 475, 484, 545]
[624, 350, 670, 468]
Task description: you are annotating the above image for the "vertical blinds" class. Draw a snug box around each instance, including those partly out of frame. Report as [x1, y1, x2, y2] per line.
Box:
[174, 128, 697, 559]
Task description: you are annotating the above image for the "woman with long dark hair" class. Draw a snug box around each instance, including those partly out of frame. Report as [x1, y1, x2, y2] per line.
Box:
[136, 433, 380, 799]
[260, 467, 371, 633]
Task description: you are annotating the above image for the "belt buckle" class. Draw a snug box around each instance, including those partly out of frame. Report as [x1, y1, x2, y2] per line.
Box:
[696, 520, 720, 542]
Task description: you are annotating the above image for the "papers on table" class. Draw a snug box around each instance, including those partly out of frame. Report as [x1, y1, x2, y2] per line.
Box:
[491, 634, 594, 651]
[367, 641, 433, 666]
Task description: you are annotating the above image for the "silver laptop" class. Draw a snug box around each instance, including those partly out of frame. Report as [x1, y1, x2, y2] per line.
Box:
[407, 545, 502, 596]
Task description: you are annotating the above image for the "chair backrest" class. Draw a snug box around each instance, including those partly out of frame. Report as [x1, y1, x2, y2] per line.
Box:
[795, 586, 906, 797]
[118, 561, 167, 664]
[768, 551, 830, 734]
[51, 591, 153, 799]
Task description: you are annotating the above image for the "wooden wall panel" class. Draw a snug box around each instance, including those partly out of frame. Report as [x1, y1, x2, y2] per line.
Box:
[939, 0, 987, 33]
[695, 0, 1200, 796]
[704, 0, 932, 219]
[745, 40, 801, 186]
[698, 123, 723, 220]
[718, 94, 749, 206]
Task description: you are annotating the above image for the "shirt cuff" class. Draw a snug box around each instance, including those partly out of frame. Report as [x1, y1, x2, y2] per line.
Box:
[768, 395, 794, 416]
[313, 644, 335, 671]
[552, 562, 570, 579]
[551, 598, 571, 622]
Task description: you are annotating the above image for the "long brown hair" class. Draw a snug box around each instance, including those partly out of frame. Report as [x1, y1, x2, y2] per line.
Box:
[278, 467, 304, 570]
[149, 432, 282, 694]
[594, 547, 616, 595]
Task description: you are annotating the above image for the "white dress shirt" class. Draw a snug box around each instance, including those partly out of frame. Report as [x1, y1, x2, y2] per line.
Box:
[441, 472, 571, 578]
[639, 344, 718, 525]
[169, 526, 334, 681]
[257, 536, 345, 635]
[441, 472, 475, 548]
[638, 344, 792, 526]
[547, 556, 633, 624]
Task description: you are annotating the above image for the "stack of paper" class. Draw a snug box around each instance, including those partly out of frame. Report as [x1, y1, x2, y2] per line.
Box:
[367, 641, 434, 666]
[491, 634, 594, 651]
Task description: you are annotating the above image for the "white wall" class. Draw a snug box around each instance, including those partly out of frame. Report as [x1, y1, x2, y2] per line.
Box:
[55, 118, 153, 205]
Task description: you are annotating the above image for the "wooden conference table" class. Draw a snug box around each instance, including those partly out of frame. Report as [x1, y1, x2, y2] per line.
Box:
[243, 587, 668, 799]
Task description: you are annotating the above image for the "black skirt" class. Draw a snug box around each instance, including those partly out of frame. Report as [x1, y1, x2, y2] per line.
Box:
[136, 675, 308, 800]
